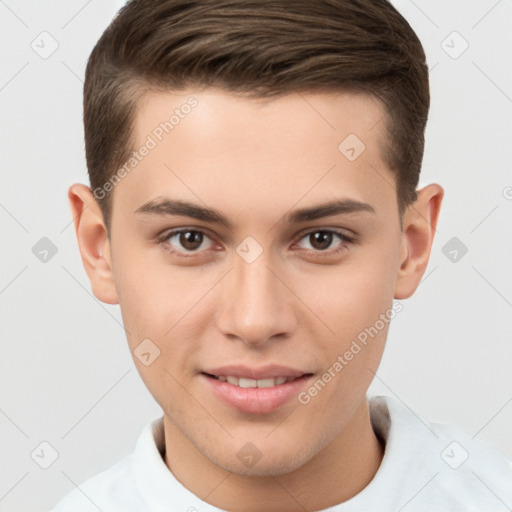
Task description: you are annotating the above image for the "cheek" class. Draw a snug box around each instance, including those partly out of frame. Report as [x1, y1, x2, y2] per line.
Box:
[302, 264, 395, 416]
[111, 241, 185, 336]
[114, 274, 167, 342]
[304, 249, 398, 341]
[297, 247, 400, 403]
[112, 252, 212, 372]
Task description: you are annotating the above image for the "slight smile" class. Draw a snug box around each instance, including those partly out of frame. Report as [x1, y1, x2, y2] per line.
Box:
[201, 365, 314, 414]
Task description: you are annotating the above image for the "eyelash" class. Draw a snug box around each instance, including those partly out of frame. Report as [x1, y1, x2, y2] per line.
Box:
[157, 227, 355, 259]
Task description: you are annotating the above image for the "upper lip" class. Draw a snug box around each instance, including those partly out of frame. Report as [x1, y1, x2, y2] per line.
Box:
[202, 365, 310, 380]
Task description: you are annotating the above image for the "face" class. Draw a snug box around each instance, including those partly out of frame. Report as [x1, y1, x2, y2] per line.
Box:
[108, 88, 404, 475]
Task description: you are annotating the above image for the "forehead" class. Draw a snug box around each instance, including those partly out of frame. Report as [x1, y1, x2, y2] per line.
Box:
[112, 88, 396, 229]
[133, 88, 387, 157]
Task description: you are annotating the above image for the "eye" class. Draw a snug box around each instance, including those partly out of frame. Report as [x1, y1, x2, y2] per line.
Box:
[157, 227, 354, 260]
[159, 228, 218, 255]
[295, 229, 353, 253]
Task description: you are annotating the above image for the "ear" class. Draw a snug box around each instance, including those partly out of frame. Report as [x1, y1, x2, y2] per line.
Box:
[68, 183, 119, 304]
[394, 183, 444, 300]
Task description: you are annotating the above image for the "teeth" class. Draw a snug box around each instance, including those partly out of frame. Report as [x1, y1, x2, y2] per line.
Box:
[256, 378, 275, 388]
[216, 375, 296, 388]
[239, 378, 257, 388]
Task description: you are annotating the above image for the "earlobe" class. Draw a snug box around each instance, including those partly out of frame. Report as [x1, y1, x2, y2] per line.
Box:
[394, 183, 444, 300]
[68, 184, 119, 305]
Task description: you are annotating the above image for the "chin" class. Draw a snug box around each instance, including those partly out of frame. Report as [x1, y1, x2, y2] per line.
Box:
[207, 440, 318, 477]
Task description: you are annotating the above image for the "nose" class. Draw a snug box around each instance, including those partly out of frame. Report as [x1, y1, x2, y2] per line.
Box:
[215, 249, 297, 347]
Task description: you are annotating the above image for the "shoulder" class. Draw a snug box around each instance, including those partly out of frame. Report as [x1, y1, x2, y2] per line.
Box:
[366, 395, 512, 511]
[428, 411, 512, 504]
[49, 416, 165, 512]
[49, 452, 147, 511]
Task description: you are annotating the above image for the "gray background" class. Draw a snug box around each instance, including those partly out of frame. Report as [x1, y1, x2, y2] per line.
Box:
[1, 1, 511, 511]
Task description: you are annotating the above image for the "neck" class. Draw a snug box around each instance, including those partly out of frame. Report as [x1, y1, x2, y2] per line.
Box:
[164, 398, 383, 511]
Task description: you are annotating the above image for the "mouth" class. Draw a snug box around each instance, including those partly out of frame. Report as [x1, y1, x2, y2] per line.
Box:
[203, 373, 301, 388]
[200, 365, 314, 414]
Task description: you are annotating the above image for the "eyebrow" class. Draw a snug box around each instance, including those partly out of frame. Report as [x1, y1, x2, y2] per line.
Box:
[135, 197, 375, 229]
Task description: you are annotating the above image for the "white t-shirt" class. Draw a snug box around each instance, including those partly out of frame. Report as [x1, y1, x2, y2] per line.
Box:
[50, 395, 512, 511]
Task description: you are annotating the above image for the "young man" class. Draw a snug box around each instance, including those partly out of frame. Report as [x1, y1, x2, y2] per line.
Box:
[52, 0, 512, 510]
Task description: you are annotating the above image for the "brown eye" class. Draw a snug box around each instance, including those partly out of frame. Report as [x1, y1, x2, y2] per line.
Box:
[179, 230, 203, 251]
[161, 229, 216, 255]
[309, 231, 334, 250]
[295, 229, 353, 254]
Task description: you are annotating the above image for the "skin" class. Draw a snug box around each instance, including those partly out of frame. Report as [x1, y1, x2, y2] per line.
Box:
[69, 88, 443, 511]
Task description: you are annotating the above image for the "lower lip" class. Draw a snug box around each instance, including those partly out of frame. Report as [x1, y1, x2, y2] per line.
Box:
[202, 374, 312, 414]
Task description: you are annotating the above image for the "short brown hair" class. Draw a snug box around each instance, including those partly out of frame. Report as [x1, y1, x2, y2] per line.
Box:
[84, 0, 429, 232]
